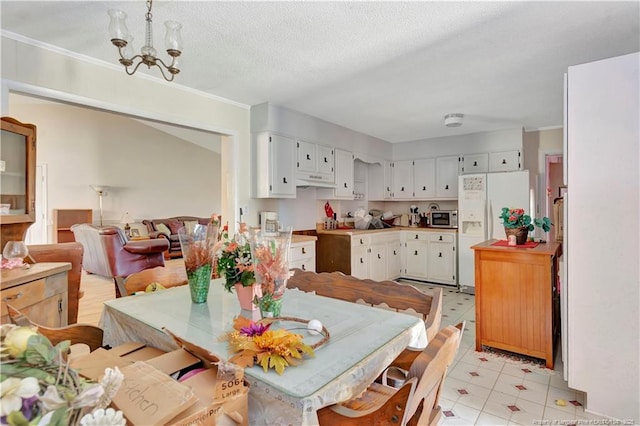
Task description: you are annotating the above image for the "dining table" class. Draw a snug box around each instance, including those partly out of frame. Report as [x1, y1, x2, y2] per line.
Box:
[100, 282, 427, 425]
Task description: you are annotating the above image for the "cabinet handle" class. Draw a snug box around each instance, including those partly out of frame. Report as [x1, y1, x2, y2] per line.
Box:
[302, 247, 306, 254]
[414, 250, 418, 256]
[473, 161, 478, 166]
[393, 250, 397, 255]
[386, 187, 390, 191]
[438, 252, 443, 258]
[415, 234, 419, 239]
[2, 292, 23, 302]
[502, 159, 507, 164]
[344, 182, 348, 188]
[377, 253, 381, 259]
[58, 298, 63, 313]
[422, 186, 426, 191]
[445, 184, 449, 190]
[283, 177, 288, 184]
[301, 264, 306, 271]
[401, 186, 405, 191]
[324, 157, 328, 163]
[306, 154, 311, 160]
[439, 235, 443, 241]
[360, 258, 364, 264]
[360, 238, 364, 245]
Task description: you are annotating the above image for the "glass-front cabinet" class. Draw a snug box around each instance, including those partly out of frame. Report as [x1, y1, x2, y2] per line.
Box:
[0, 117, 37, 247]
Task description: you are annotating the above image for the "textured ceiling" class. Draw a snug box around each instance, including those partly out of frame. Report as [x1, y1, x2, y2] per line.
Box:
[1, 1, 639, 143]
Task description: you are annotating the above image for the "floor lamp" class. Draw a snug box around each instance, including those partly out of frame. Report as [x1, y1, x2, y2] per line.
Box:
[90, 185, 106, 227]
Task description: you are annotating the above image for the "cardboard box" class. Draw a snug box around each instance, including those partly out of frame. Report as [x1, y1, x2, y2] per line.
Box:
[70, 337, 249, 426]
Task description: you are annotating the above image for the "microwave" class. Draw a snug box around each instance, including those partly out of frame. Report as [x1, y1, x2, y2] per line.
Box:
[429, 210, 458, 228]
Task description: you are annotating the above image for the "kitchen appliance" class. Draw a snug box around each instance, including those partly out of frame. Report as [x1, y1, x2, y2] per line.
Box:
[409, 205, 419, 227]
[458, 171, 530, 291]
[259, 211, 279, 236]
[429, 210, 458, 229]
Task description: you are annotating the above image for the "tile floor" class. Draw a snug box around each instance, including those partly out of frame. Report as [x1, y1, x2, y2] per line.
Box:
[407, 283, 609, 426]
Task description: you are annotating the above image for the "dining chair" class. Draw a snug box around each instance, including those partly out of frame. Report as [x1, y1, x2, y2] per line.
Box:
[123, 265, 188, 296]
[6, 305, 104, 351]
[316, 323, 462, 426]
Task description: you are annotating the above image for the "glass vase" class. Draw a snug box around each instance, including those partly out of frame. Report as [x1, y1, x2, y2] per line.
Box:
[250, 226, 292, 318]
[178, 223, 218, 303]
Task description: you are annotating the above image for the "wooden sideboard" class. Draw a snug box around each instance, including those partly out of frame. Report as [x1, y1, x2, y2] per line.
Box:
[1, 262, 71, 327]
[472, 240, 562, 368]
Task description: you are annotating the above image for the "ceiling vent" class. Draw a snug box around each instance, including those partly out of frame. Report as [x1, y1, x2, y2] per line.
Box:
[444, 113, 464, 128]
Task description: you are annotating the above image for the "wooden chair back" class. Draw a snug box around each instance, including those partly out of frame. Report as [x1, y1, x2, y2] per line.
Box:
[123, 265, 188, 296]
[6, 305, 104, 351]
[405, 323, 463, 426]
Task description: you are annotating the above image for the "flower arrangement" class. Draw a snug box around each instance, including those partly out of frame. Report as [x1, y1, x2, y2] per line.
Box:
[214, 222, 255, 293]
[0, 324, 125, 426]
[499, 208, 552, 232]
[221, 316, 314, 375]
[250, 228, 292, 317]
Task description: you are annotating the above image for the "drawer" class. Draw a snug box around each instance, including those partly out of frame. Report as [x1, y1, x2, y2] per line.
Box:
[428, 233, 455, 244]
[290, 242, 315, 262]
[290, 258, 316, 273]
[1, 278, 48, 316]
[351, 235, 370, 247]
[405, 231, 429, 242]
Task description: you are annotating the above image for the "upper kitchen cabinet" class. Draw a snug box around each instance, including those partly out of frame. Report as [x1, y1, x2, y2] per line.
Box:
[489, 150, 522, 172]
[296, 140, 334, 185]
[252, 132, 296, 198]
[368, 159, 392, 201]
[333, 149, 354, 198]
[414, 158, 436, 199]
[391, 160, 413, 199]
[460, 153, 489, 174]
[436, 156, 459, 198]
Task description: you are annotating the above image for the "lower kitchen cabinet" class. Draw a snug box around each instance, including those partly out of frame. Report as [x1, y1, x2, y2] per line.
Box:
[427, 233, 457, 285]
[401, 229, 457, 286]
[404, 239, 428, 279]
[290, 238, 316, 272]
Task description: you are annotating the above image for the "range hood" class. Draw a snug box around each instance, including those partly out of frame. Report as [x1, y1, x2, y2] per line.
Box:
[295, 172, 336, 188]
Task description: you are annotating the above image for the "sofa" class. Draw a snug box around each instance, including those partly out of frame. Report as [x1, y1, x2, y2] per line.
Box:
[142, 216, 210, 258]
[27, 242, 84, 325]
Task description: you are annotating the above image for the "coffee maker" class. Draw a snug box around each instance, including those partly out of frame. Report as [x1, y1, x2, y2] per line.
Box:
[259, 211, 279, 236]
[409, 205, 419, 227]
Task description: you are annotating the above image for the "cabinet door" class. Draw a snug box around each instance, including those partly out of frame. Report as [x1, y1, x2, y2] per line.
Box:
[387, 240, 402, 280]
[270, 135, 296, 196]
[428, 241, 455, 284]
[351, 245, 369, 279]
[297, 140, 316, 173]
[404, 240, 428, 278]
[316, 145, 334, 176]
[460, 153, 489, 174]
[383, 160, 393, 199]
[392, 160, 413, 199]
[489, 150, 521, 172]
[414, 158, 436, 199]
[436, 156, 459, 198]
[369, 243, 386, 281]
[334, 149, 354, 198]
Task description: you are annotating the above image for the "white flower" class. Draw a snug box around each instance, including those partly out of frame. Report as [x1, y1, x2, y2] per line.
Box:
[71, 384, 104, 409]
[39, 385, 67, 411]
[79, 408, 126, 426]
[0, 377, 40, 416]
[95, 367, 124, 410]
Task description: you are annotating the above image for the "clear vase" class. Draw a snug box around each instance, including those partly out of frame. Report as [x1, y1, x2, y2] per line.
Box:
[178, 223, 218, 303]
[250, 226, 292, 318]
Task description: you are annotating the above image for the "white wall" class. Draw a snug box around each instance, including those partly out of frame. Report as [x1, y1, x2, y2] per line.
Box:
[1, 34, 252, 230]
[567, 53, 639, 422]
[10, 99, 221, 242]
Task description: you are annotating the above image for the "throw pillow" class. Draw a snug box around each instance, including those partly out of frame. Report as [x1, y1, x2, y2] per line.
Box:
[167, 219, 183, 235]
[184, 220, 198, 234]
[155, 223, 171, 235]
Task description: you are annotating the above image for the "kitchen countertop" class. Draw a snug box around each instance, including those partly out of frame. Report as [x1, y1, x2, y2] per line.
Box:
[316, 226, 458, 236]
[291, 235, 318, 243]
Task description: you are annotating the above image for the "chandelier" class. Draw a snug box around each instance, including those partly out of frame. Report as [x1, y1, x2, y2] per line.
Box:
[108, 0, 182, 82]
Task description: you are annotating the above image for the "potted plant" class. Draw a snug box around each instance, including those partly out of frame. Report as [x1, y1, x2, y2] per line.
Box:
[499, 208, 552, 245]
[214, 222, 259, 310]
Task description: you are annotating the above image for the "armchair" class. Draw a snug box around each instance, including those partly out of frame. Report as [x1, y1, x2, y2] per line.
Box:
[71, 224, 169, 298]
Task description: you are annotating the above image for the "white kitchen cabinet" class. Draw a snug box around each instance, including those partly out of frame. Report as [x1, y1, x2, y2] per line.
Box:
[489, 150, 521, 172]
[427, 232, 457, 285]
[296, 140, 334, 183]
[333, 149, 354, 198]
[386, 239, 402, 280]
[253, 132, 296, 198]
[350, 245, 369, 279]
[414, 158, 436, 199]
[391, 160, 413, 199]
[290, 239, 316, 272]
[436, 155, 459, 198]
[404, 239, 428, 279]
[460, 153, 489, 174]
[368, 242, 387, 282]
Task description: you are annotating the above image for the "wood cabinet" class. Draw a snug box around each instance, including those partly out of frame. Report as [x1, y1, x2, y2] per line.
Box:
[54, 209, 92, 242]
[1, 262, 70, 327]
[472, 240, 561, 368]
[0, 117, 37, 247]
[252, 133, 296, 198]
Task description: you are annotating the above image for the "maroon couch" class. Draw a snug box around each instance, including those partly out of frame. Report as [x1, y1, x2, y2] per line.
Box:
[142, 216, 209, 258]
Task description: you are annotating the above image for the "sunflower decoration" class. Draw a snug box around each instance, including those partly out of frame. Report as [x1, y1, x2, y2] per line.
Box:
[221, 316, 315, 375]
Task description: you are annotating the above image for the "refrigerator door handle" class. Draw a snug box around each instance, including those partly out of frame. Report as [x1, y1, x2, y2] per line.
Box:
[487, 200, 492, 239]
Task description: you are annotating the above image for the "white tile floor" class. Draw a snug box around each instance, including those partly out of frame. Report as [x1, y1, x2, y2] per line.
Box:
[406, 283, 609, 426]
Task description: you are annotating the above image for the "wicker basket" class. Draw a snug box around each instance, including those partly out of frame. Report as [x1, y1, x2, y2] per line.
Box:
[504, 226, 529, 245]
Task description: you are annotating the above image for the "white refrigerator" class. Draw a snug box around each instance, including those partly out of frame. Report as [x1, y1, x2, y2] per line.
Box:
[457, 171, 530, 292]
